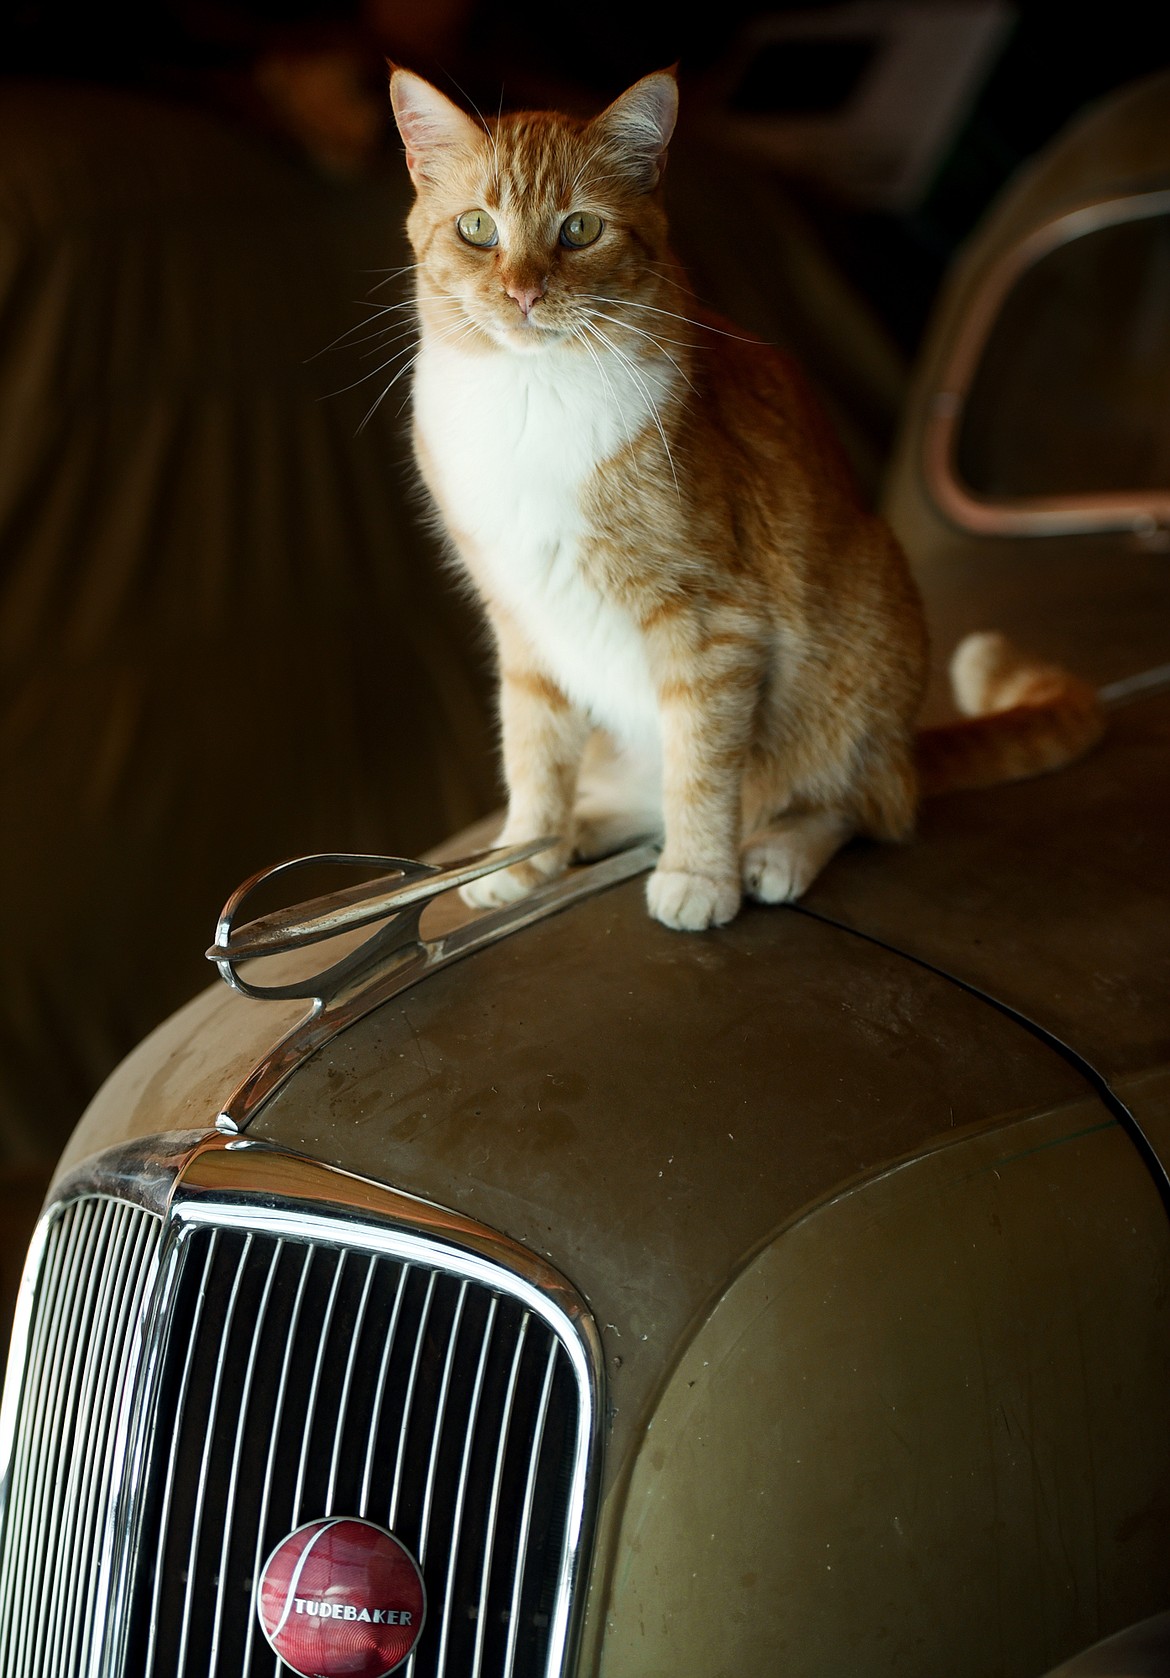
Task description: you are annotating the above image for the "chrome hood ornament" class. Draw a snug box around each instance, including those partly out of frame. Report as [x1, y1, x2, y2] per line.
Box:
[205, 838, 657, 1135]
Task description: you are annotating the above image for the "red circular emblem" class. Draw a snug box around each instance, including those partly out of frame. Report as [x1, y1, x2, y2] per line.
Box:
[256, 1517, 426, 1678]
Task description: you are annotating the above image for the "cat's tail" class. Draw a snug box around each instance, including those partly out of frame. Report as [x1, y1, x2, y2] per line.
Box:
[915, 631, 1104, 798]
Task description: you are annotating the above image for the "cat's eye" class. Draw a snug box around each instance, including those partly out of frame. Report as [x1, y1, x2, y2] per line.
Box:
[560, 212, 603, 249]
[457, 209, 498, 248]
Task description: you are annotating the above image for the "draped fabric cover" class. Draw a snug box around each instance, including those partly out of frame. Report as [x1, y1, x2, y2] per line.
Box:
[0, 81, 498, 1162]
[0, 76, 909, 1177]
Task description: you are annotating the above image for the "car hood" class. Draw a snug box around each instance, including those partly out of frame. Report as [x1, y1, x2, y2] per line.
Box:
[861, 521, 1170, 1170]
[813, 688, 1170, 1114]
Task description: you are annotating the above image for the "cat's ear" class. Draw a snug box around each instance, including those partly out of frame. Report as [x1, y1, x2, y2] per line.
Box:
[592, 68, 679, 191]
[388, 67, 483, 183]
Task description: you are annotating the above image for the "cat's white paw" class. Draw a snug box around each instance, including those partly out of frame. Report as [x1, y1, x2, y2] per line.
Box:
[741, 840, 815, 904]
[460, 852, 567, 911]
[742, 813, 850, 903]
[646, 867, 741, 931]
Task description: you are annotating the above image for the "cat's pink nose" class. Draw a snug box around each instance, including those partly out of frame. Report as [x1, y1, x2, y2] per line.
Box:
[505, 281, 545, 317]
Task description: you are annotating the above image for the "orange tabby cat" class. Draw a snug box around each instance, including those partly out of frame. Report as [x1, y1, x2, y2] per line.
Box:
[388, 67, 1102, 931]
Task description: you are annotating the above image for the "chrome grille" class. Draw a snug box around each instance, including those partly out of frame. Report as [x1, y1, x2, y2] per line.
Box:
[0, 1195, 163, 1678]
[0, 1142, 601, 1678]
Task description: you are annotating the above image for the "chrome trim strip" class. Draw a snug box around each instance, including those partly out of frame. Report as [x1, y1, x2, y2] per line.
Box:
[175, 1229, 240, 1677]
[174, 1141, 606, 1678]
[10, 1212, 80, 1678]
[433, 1295, 498, 1678]
[359, 1263, 409, 1516]
[0, 1209, 65, 1658]
[64, 1216, 156, 1674]
[1, 1134, 604, 1678]
[473, 1315, 530, 1678]
[83, 1212, 160, 1676]
[39, 1201, 131, 1672]
[504, 1339, 558, 1678]
[98, 1207, 179, 1678]
[208, 1238, 282, 1675]
[209, 839, 659, 1135]
[48, 1132, 215, 1218]
[326, 1252, 378, 1515]
[240, 1242, 314, 1676]
[141, 1230, 216, 1677]
[0, 1198, 164, 1678]
[924, 189, 1170, 537]
[389, 1269, 437, 1529]
[188, 1145, 604, 1678]
[1099, 661, 1170, 706]
[292, 1249, 348, 1525]
[417, 1281, 468, 1565]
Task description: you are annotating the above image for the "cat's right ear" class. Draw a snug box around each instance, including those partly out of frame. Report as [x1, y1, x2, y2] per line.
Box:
[592, 68, 679, 192]
[388, 67, 483, 183]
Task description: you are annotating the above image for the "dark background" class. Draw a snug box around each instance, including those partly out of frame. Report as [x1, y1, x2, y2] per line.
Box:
[5, 0, 1168, 357]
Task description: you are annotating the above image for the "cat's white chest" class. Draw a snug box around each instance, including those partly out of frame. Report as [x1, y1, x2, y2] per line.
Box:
[412, 337, 665, 742]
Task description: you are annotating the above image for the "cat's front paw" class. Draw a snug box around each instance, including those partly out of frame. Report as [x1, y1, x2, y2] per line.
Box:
[742, 813, 850, 903]
[460, 849, 568, 911]
[741, 839, 814, 904]
[646, 867, 741, 932]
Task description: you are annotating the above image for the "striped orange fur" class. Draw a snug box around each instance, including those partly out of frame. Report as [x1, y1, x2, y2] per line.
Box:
[388, 67, 1102, 931]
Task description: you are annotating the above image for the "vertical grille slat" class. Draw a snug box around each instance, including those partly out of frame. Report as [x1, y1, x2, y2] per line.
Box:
[504, 1339, 559, 1678]
[0, 1207, 85, 1668]
[472, 1313, 531, 1678]
[291, 1249, 348, 1527]
[326, 1253, 378, 1515]
[239, 1242, 315, 1678]
[417, 1280, 468, 1568]
[209, 1238, 283, 1676]
[360, 1262, 409, 1516]
[25, 1201, 125, 1676]
[143, 1231, 219, 1676]
[57, 1213, 158, 1677]
[1, 1158, 599, 1678]
[176, 1227, 245, 1678]
[4, 1212, 84, 1678]
[390, 1268, 437, 1529]
[0, 1197, 163, 1678]
[41, 1203, 136, 1672]
[433, 1294, 498, 1678]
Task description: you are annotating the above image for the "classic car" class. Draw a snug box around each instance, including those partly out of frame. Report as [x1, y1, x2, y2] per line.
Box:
[1, 65, 1168, 1678]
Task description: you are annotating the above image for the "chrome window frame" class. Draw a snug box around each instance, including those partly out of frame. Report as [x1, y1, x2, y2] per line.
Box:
[923, 188, 1170, 538]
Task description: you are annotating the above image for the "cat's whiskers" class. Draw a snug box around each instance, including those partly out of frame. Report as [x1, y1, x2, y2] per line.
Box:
[571, 324, 642, 479]
[582, 320, 680, 499]
[390, 320, 484, 422]
[358, 290, 467, 357]
[325, 332, 418, 399]
[593, 292, 762, 344]
[309, 303, 413, 361]
[586, 319, 694, 352]
[339, 314, 424, 359]
[645, 262, 696, 299]
[363, 261, 423, 294]
[357, 308, 475, 432]
[310, 285, 444, 362]
[325, 297, 462, 405]
[359, 321, 423, 359]
[580, 305, 694, 389]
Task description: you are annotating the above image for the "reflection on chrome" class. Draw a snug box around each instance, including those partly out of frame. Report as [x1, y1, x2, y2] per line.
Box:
[206, 840, 659, 1135]
[0, 1134, 604, 1678]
